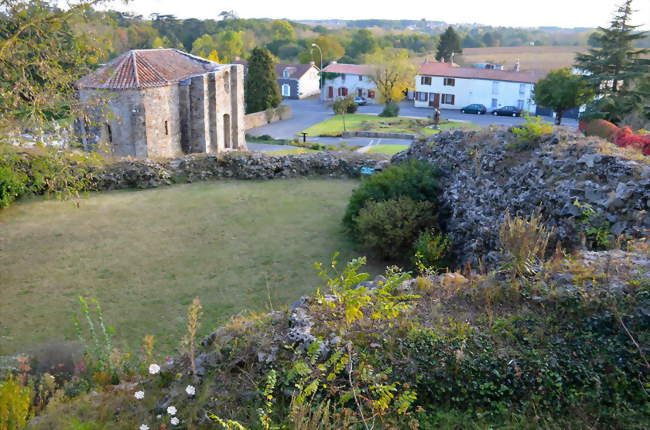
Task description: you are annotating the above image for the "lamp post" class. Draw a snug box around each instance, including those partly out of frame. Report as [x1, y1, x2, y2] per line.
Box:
[311, 42, 323, 100]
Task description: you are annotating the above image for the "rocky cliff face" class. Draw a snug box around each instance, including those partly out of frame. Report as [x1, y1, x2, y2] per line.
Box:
[394, 128, 650, 267]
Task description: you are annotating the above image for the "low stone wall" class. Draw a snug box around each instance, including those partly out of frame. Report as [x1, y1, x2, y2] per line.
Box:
[244, 106, 292, 130]
[94, 151, 388, 190]
[394, 128, 650, 267]
[341, 131, 416, 140]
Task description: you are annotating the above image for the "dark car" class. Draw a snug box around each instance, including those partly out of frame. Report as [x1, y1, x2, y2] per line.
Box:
[491, 106, 523, 117]
[460, 104, 487, 115]
[354, 96, 368, 106]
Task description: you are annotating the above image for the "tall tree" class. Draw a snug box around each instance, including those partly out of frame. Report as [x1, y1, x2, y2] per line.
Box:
[348, 29, 378, 58]
[533, 68, 594, 125]
[365, 48, 415, 105]
[298, 35, 344, 64]
[215, 30, 243, 62]
[435, 26, 462, 63]
[270, 20, 295, 41]
[244, 47, 281, 114]
[575, 0, 648, 96]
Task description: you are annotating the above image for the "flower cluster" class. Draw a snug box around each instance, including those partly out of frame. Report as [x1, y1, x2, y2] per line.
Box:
[138, 365, 198, 429]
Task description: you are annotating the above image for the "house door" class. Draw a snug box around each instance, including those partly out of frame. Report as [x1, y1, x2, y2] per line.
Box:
[327, 86, 333, 98]
[429, 93, 440, 108]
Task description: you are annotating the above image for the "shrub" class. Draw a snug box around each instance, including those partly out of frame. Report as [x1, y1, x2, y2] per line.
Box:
[412, 229, 451, 271]
[613, 126, 650, 156]
[0, 376, 32, 430]
[355, 196, 438, 260]
[579, 119, 619, 141]
[510, 115, 553, 150]
[379, 102, 400, 117]
[343, 160, 440, 235]
[498, 211, 553, 276]
[0, 165, 28, 208]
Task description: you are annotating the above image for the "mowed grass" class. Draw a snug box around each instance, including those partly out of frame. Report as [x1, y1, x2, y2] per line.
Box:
[459, 46, 588, 72]
[0, 179, 382, 355]
[366, 145, 410, 155]
[303, 114, 476, 137]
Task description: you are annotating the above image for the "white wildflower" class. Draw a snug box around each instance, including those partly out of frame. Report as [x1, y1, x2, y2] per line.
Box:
[167, 405, 177, 415]
[134, 391, 145, 400]
[170, 417, 180, 426]
[139, 425, 149, 430]
[148, 363, 161, 375]
[185, 385, 196, 396]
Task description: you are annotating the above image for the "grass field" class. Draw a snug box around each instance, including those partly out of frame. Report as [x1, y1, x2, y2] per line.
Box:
[458, 46, 588, 72]
[0, 179, 383, 355]
[366, 145, 409, 155]
[303, 114, 478, 137]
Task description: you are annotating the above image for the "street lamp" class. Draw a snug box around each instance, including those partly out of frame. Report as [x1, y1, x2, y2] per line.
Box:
[311, 42, 323, 100]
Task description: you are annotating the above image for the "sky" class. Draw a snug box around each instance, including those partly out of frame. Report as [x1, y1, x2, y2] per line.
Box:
[105, 0, 650, 29]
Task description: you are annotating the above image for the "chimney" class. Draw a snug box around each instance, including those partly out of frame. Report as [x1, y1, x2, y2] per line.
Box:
[514, 59, 521, 72]
[331, 60, 337, 64]
[450, 52, 455, 64]
[309, 61, 315, 66]
[234, 56, 241, 61]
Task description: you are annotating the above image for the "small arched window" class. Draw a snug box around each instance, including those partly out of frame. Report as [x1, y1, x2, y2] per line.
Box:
[282, 84, 291, 97]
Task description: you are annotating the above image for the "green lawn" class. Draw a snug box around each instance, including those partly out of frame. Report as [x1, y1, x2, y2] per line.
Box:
[366, 145, 410, 155]
[0, 179, 382, 355]
[302, 114, 479, 137]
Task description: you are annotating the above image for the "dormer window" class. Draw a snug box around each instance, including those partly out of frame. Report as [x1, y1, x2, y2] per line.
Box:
[283, 69, 290, 78]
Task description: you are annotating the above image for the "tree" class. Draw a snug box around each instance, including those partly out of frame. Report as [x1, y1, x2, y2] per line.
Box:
[215, 30, 243, 63]
[365, 48, 415, 105]
[332, 96, 356, 132]
[533, 68, 594, 125]
[0, 0, 105, 132]
[435, 26, 462, 62]
[348, 29, 378, 58]
[298, 35, 344, 63]
[244, 47, 281, 114]
[191, 33, 217, 58]
[270, 20, 295, 41]
[575, 0, 648, 95]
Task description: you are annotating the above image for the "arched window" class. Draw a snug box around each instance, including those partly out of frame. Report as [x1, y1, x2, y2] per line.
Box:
[282, 84, 291, 97]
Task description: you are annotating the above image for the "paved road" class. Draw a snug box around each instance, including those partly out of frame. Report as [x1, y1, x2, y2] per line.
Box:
[246, 97, 576, 151]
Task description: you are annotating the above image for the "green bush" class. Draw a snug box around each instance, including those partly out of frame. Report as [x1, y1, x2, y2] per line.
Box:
[412, 229, 451, 271]
[379, 102, 400, 117]
[510, 115, 553, 150]
[0, 165, 28, 208]
[343, 160, 440, 235]
[355, 196, 438, 260]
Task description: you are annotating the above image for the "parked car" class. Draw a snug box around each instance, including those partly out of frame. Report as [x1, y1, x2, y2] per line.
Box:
[460, 104, 487, 115]
[354, 96, 368, 106]
[490, 106, 523, 117]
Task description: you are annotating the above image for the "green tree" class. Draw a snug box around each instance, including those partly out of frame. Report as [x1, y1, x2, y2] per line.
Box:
[0, 0, 104, 132]
[533, 68, 594, 125]
[298, 35, 344, 63]
[331, 96, 356, 132]
[364, 48, 415, 105]
[191, 33, 218, 58]
[244, 47, 281, 114]
[574, 0, 649, 123]
[270, 20, 295, 41]
[435, 26, 462, 62]
[348, 29, 378, 58]
[215, 30, 243, 62]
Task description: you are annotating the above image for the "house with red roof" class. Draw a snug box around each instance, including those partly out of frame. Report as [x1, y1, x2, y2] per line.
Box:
[321, 62, 378, 103]
[76, 49, 246, 158]
[414, 61, 545, 113]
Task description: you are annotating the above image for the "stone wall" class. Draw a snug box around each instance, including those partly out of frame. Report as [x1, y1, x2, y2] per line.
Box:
[244, 106, 293, 130]
[394, 128, 650, 267]
[142, 85, 183, 158]
[93, 151, 387, 190]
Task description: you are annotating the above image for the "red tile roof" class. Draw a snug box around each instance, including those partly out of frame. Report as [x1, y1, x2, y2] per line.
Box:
[322, 63, 376, 76]
[417, 61, 545, 84]
[76, 49, 221, 90]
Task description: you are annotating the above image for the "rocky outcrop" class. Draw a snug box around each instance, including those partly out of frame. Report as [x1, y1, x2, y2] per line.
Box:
[394, 128, 650, 267]
[94, 151, 388, 190]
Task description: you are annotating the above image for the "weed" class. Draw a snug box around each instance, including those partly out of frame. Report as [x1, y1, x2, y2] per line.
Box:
[499, 211, 553, 277]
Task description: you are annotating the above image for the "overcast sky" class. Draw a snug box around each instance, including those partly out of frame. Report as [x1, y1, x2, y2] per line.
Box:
[105, 0, 650, 29]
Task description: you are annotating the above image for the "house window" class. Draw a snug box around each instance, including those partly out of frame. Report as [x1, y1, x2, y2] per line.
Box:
[338, 87, 348, 97]
[492, 81, 499, 95]
[441, 94, 455, 105]
[421, 76, 432, 85]
[358, 75, 363, 81]
[357, 88, 363, 97]
[341, 74, 346, 82]
[443, 78, 455, 86]
[368, 90, 375, 99]
[491, 98, 498, 108]
[519, 83, 526, 96]
[164, 120, 169, 136]
[282, 84, 291, 97]
[416, 91, 428, 102]
[283, 69, 290, 78]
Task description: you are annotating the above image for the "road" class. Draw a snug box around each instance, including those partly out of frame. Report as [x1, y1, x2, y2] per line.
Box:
[247, 97, 577, 151]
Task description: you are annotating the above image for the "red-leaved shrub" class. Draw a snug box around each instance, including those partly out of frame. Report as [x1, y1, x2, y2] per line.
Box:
[580, 119, 620, 141]
[613, 127, 650, 156]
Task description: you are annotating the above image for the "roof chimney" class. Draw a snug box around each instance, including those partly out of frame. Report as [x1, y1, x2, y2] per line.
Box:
[234, 56, 241, 61]
[514, 58, 521, 72]
[331, 60, 337, 64]
[309, 61, 315, 66]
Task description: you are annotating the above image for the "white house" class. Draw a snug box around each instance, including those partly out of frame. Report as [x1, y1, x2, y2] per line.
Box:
[321, 62, 379, 103]
[276, 63, 320, 99]
[414, 62, 545, 113]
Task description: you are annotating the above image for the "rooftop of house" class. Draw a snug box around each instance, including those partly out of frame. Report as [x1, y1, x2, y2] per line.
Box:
[230, 59, 318, 79]
[418, 61, 545, 84]
[76, 49, 226, 90]
[322, 62, 376, 76]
